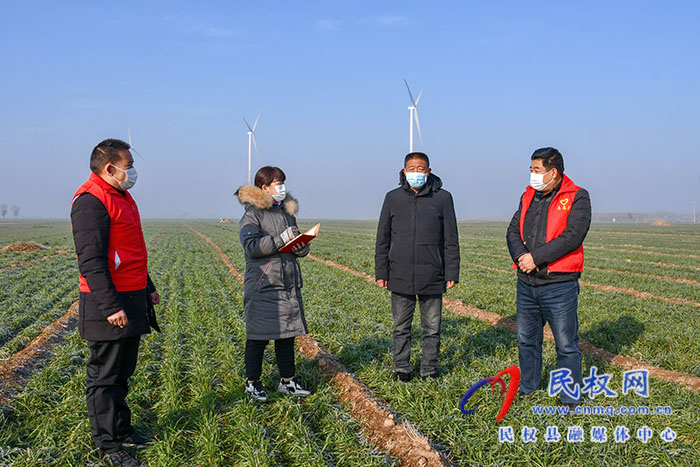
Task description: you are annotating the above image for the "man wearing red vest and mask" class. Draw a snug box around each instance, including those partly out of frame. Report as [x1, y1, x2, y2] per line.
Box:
[506, 147, 591, 408]
[71, 139, 159, 466]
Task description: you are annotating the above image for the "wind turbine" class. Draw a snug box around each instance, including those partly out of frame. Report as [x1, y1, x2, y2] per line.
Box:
[243, 113, 260, 185]
[404, 79, 423, 153]
[126, 114, 144, 159]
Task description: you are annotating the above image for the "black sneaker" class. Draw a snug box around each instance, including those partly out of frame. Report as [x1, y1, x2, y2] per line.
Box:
[421, 373, 440, 380]
[393, 371, 412, 382]
[122, 431, 152, 447]
[103, 449, 141, 466]
[245, 380, 268, 402]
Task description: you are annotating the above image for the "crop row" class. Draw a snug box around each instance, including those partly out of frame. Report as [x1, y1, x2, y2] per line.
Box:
[307, 225, 700, 377]
[0, 225, 393, 466]
[0, 226, 163, 364]
[192, 221, 700, 465]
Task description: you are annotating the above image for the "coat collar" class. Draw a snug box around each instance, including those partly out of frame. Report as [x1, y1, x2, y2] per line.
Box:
[524, 174, 579, 197]
[88, 171, 127, 196]
[236, 184, 299, 216]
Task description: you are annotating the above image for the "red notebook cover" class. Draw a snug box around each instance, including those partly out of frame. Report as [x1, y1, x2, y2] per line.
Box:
[278, 223, 321, 254]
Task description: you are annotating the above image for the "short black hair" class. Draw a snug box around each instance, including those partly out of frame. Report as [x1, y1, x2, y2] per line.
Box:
[90, 139, 131, 173]
[404, 152, 430, 168]
[254, 166, 286, 188]
[531, 147, 564, 174]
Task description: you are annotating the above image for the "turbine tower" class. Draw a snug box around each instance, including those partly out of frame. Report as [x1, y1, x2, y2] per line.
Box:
[244, 113, 260, 185]
[404, 79, 423, 153]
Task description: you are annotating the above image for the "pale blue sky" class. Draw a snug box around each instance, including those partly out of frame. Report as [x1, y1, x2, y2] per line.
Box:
[1, 1, 698, 219]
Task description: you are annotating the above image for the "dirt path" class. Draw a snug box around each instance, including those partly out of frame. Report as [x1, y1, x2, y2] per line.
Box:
[308, 255, 700, 393]
[0, 229, 165, 410]
[186, 226, 451, 467]
[0, 249, 73, 273]
[0, 301, 80, 407]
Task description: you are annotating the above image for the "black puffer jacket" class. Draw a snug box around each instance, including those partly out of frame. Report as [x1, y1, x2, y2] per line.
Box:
[375, 171, 460, 295]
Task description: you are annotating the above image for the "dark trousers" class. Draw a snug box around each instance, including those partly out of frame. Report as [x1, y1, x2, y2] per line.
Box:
[245, 337, 295, 381]
[391, 292, 442, 377]
[516, 279, 581, 403]
[86, 336, 140, 453]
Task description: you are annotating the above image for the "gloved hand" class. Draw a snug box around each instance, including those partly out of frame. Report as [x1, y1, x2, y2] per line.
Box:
[280, 226, 300, 244]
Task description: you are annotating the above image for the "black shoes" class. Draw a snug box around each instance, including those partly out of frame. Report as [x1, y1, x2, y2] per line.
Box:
[393, 371, 412, 382]
[103, 449, 141, 466]
[122, 431, 152, 447]
[394, 371, 440, 382]
[563, 402, 580, 415]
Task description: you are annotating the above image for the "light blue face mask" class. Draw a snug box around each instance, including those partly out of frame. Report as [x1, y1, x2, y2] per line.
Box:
[405, 171, 427, 189]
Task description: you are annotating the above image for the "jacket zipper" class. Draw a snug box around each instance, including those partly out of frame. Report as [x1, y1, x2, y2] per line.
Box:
[257, 259, 273, 285]
[280, 208, 291, 288]
[412, 195, 417, 292]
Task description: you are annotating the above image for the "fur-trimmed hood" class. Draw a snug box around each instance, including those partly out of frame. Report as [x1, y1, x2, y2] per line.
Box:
[235, 184, 299, 216]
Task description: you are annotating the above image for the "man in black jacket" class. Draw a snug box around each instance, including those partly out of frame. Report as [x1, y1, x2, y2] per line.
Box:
[506, 147, 591, 407]
[375, 152, 460, 381]
[71, 139, 159, 466]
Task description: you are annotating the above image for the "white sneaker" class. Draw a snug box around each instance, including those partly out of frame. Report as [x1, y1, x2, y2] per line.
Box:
[245, 380, 268, 402]
[278, 377, 310, 397]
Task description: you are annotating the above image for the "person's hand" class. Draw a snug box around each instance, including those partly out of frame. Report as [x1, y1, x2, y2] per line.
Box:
[517, 253, 537, 274]
[281, 226, 300, 244]
[446, 280, 455, 289]
[376, 279, 388, 288]
[107, 310, 128, 328]
[151, 291, 161, 305]
[292, 242, 308, 253]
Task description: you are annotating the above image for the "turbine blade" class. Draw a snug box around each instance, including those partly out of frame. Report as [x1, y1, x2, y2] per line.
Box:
[131, 147, 145, 160]
[403, 78, 416, 106]
[243, 117, 253, 132]
[252, 134, 259, 156]
[414, 108, 424, 149]
[415, 88, 423, 106]
[127, 114, 132, 147]
[252, 112, 260, 132]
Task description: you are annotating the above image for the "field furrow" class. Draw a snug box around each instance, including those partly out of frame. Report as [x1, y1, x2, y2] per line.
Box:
[185, 224, 450, 465]
[2, 220, 699, 466]
[196, 221, 700, 465]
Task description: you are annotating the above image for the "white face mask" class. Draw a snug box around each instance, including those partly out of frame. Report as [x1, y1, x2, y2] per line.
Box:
[405, 171, 428, 189]
[529, 169, 553, 191]
[271, 184, 287, 202]
[109, 165, 138, 191]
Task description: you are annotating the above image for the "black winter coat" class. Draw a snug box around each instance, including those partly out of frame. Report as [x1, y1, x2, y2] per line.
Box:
[375, 171, 460, 295]
[71, 192, 156, 341]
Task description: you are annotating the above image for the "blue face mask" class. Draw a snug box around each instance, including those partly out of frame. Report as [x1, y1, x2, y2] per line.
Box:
[405, 171, 427, 189]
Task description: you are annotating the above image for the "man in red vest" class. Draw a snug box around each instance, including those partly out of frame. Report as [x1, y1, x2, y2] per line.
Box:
[506, 147, 591, 408]
[71, 139, 159, 466]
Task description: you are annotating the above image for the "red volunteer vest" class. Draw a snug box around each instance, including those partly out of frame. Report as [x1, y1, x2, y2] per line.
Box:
[514, 174, 584, 273]
[73, 172, 148, 292]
